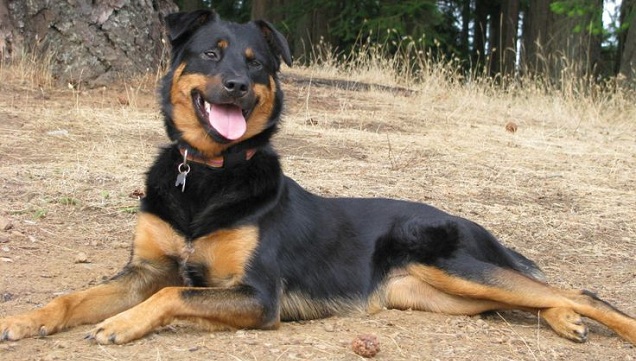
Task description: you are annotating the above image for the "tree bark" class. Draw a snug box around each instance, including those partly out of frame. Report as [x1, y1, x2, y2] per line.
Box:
[618, 0, 636, 83]
[499, 0, 519, 77]
[521, 0, 602, 81]
[251, 0, 286, 23]
[459, 0, 470, 59]
[521, 0, 551, 76]
[2, 0, 178, 87]
[473, 0, 489, 69]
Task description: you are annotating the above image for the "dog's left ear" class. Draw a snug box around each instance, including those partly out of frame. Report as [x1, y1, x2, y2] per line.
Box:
[254, 20, 292, 68]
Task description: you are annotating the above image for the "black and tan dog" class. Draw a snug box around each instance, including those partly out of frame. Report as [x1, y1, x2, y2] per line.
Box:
[1, 10, 635, 346]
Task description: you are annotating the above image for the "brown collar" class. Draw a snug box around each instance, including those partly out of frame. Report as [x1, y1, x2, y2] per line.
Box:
[178, 147, 257, 168]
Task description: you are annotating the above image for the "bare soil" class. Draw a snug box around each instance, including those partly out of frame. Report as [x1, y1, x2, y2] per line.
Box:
[0, 68, 635, 360]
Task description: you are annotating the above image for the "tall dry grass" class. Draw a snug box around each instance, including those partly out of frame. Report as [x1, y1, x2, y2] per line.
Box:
[0, 49, 55, 89]
[293, 36, 635, 131]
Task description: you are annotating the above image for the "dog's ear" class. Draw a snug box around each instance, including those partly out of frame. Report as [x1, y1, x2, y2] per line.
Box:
[164, 10, 219, 46]
[254, 20, 292, 68]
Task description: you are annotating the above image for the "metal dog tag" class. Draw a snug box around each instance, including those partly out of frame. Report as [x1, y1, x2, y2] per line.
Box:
[175, 171, 188, 192]
[175, 149, 191, 192]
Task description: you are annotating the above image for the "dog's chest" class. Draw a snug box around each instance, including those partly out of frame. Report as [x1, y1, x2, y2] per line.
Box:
[179, 226, 259, 287]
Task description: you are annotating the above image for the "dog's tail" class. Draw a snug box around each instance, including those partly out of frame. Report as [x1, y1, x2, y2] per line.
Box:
[505, 247, 546, 282]
[461, 219, 547, 282]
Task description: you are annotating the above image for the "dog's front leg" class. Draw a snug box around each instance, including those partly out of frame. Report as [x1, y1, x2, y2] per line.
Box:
[87, 285, 278, 344]
[1, 213, 184, 341]
[0, 261, 180, 341]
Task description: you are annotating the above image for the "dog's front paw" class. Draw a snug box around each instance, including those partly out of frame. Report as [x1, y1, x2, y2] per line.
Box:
[0, 312, 57, 341]
[86, 309, 158, 345]
[541, 307, 589, 343]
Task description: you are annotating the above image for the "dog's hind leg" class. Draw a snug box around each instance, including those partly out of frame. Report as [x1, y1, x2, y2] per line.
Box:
[400, 262, 636, 344]
[384, 271, 509, 315]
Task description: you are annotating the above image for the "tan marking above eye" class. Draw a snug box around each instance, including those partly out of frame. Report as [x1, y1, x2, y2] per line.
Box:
[217, 39, 228, 49]
[245, 47, 255, 60]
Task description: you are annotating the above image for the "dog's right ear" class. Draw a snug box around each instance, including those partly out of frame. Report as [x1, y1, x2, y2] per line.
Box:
[164, 10, 219, 46]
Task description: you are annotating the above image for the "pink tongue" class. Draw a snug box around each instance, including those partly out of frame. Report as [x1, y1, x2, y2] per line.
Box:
[208, 104, 247, 140]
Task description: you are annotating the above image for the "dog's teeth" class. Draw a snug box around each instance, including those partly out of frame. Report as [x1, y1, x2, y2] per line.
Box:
[204, 101, 211, 114]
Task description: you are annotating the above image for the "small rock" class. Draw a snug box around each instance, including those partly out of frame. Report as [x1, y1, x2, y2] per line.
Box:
[475, 319, 489, 329]
[323, 323, 335, 332]
[351, 334, 380, 358]
[0, 216, 13, 231]
[505, 121, 518, 133]
[117, 95, 130, 106]
[74, 252, 89, 263]
[10, 231, 26, 240]
[2, 292, 15, 302]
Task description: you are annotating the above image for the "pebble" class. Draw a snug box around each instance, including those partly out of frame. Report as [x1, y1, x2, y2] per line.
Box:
[74, 252, 89, 263]
[0, 216, 13, 231]
[351, 334, 380, 358]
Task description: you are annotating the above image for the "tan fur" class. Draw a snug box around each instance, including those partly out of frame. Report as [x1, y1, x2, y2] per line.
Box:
[402, 264, 636, 344]
[189, 226, 259, 287]
[243, 76, 276, 139]
[170, 63, 226, 158]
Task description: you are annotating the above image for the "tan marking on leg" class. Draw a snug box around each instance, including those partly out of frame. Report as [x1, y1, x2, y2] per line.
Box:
[385, 274, 507, 315]
[0, 213, 183, 340]
[407, 264, 636, 345]
[89, 286, 273, 344]
[133, 212, 185, 261]
[539, 307, 588, 342]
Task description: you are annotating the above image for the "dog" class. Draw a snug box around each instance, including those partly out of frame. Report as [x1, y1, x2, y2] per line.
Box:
[1, 10, 635, 346]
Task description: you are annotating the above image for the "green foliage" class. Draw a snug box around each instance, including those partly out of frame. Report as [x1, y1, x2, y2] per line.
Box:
[550, 0, 604, 35]
[280, 0, 448, 60]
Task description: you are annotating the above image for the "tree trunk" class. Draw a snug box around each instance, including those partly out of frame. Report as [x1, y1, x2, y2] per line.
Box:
[499, 0, 519, 77]
[618, 0, 636, 83]
[473, 0, 489, 69]
[459, 0, 470, 59]
[251, 0, 286, 23]
[521, 0, 551, 76]
[521, 0, 602, 81]
[487, 2, 501, 76]
[180, 0, 204, 12]
[1, 0, 178, 87]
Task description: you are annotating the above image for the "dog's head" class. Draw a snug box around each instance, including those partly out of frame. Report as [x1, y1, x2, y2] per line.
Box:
[161, 10, 292, 159]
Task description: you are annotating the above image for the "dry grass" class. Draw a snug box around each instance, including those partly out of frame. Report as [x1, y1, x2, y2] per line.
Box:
[0, 48, 635, 360]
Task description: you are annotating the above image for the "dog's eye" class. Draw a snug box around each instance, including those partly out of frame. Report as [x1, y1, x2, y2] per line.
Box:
[248, 59, 262, 69]
[204, 50, 220, 61]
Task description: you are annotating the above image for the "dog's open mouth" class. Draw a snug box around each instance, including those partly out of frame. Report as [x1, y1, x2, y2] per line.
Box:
[193, 92, 248, 141]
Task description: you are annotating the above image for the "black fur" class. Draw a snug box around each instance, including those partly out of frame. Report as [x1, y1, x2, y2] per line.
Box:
[1, 10, 633, 347]
[150, 10, 545, 321]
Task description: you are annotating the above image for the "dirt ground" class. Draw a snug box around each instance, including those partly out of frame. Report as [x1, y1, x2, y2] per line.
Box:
[0, 67, 634, 360]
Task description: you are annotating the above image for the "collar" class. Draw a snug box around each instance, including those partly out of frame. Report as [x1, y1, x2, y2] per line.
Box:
[178, 147, 257, 169]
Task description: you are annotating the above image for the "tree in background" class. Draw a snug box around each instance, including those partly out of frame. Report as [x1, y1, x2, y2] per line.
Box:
[0, 0, 177, 86]
[1, 0, 635, 87]
[521, 0, 603, 81]
[618, 0, 636, 81]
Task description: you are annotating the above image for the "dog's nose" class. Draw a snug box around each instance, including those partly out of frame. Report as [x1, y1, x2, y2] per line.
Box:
[223, 77, 249, 98]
